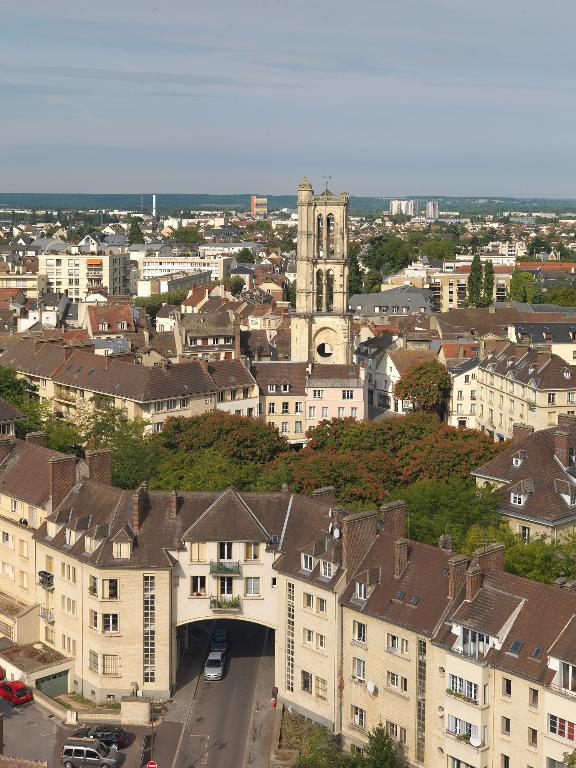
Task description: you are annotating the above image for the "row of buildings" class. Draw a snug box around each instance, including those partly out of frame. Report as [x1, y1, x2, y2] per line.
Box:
[0, 430, 571, 768]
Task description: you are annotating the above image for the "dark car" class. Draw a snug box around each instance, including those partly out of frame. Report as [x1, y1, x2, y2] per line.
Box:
[210, 627, 229, 652]
[71, 726, 130, 749]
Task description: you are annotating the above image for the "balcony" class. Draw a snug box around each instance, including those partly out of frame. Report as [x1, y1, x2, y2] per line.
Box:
[39, 606, 54, 623]
[210, 560, 241, 575]
[446, 688, 479, 705]
[209, 595, 241, 613]
[38, 570, 54, 590]
[54, 388, 77, 404]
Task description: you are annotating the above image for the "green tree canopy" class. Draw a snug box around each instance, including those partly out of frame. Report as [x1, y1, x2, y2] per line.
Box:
[170, 226, 204, 244]
[509, 270, 538, 303]
[467, 253, 483, 306]
[482, 259, 494, 306]
[364, 234, 415, 275]
[393, 361, 452, 414]
[128, 218, 145, 245]
[420, 237, 454, 261]
[236, 246, 255, 263]
[229, 276, 245, 296]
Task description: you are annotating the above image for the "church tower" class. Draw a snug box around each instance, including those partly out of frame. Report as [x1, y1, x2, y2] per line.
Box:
[290, 178, 353, 364]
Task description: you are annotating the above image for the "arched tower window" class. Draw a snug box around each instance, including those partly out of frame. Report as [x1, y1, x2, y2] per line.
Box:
[327, 214, 335, 257]
[316, 215, 324, 258]
[326, 270, 334, 312]
[316, 269, 324, 312]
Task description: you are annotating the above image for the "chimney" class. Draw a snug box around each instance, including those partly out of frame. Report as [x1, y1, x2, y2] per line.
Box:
[438, 533, 453, 552]
[558, 414, 576, 429]
[169, 490, 178, 519]
[85, 449, 112, 485]
[474, 542, 504, 572]
[379, 500, 406, 538]
[234, 315, 241, 359]
[312, 486, 336, 506]
[131, 482, 148, 534]
[49, 456, 77, 510]
[512, 423, 534, 446]
[25, 431, 45, 447]
[341, 510, 379, 576]
[448, 555, 469, 599]
[394, 538, 409, 578]
[0, 437, 14, 464]
[555, 430, 570, 467]
[466, 563, 483, 601]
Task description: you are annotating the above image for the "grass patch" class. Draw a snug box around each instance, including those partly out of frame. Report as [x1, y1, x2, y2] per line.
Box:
[279, 710, 322, 751]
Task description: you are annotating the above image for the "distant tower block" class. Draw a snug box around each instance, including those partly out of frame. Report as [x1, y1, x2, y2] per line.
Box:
[152, 194, 157, 218]
[250, 195, 268, 218]
[290, 178, 353, 365]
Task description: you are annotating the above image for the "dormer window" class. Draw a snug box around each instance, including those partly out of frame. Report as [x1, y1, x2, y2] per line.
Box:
[268, 384, 276, 393]
[112, 542, 130, 559]
[85, 537, 95, 554]
[356, 581, 367, 600]
[281, 383, 290, 393]
[570, 491, 576, 507]
[98, 322, 109, 331]
[321, 560, 333, 579]
[118, 321, 127, 331]
[512, 451, 526, 468]
[64, 528, 76, 546]
[564, 370, 572, 380]
[302, 553, 313, 572]
[511, 492, 524, 506]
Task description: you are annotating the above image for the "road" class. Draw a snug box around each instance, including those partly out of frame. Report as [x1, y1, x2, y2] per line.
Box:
[178, 620, 273, 768]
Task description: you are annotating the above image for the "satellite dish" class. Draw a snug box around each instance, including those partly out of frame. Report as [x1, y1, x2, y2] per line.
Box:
[333, 527, 341, 539]
[469, 736, 481, 748]
[366, 680, 375, 694]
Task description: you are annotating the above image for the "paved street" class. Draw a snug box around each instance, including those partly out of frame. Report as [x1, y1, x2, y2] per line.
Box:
[176, 620, 274, 768]
[0, 697, 64, 766]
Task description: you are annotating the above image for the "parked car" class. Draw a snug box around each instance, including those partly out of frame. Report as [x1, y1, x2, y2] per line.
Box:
[210, 627, 229, 652]
[60, 737, 120, 767]
[71, 725, 131, 748]
[0, 681, 33, 706]
[204, 650, 226, 681]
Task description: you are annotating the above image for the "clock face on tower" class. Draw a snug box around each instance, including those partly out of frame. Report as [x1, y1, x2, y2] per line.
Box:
[290, 179, 353, 365]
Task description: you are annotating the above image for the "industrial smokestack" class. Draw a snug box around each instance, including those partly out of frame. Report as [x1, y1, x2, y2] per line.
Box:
[152, 194, 157, 218]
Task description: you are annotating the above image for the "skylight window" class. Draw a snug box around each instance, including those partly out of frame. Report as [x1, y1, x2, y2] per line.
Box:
[395, 590, 406, 601]
[409, 594, 420, 605]
[508, 640, 523, 656]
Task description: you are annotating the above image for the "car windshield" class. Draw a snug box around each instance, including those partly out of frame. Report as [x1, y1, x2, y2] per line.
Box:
[14, 688, 28, 697]
[206, 659, 222, 667]
[96, 744, 110, 757]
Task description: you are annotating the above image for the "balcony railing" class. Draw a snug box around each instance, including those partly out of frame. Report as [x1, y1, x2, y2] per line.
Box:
[210, 560, 241, 575]
[446, 688, 479, 705]
[39, 606, 54, 623]
[38, 570, 54, 590]
[209, 595, 241, 612]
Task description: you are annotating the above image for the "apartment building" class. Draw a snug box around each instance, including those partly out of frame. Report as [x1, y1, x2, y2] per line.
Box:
[473, 416, 576, 541]
[37, 252, 130, 300]
[447, 357, 479, 429]
[0, 339, 258, 432]
[252, 362, 307, 444]
[140, 254, 235, 282]
[476, 343, 576, 441]
[305, 364, 368, 429]
[0, 271, 48, 300]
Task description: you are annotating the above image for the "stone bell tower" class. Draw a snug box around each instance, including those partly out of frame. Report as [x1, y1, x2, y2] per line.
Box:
[290, 178, 353, 364]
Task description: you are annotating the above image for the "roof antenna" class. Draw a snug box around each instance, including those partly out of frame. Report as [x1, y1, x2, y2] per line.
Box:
[323, 175, 331, 195]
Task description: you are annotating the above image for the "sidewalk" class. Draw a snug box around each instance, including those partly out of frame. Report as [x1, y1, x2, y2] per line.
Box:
[243, 628, 276, 768]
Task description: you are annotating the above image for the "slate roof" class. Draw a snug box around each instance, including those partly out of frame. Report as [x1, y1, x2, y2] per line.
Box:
[307, 364, 364, 387]
[341, 534, 454, 636]
[479, 342, 576, 389]
[251, 362, 307, 395]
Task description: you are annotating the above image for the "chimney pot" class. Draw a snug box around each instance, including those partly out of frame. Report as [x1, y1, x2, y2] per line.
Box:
[473, 542, 504, 572]
[448, 555, 469, 600]
[512, 423, 534, 446]
[49, 455, 77, 510]
[466, 564, 483, 600]
[85, 449, 112, 485]
[25, 431, 45, 447]
[438, 533, 453, 552]
[312, 486, 336, 506]
[394, 538, 409, 578]
[379, 500, 406, 538]
[131, 483, 148, 534]
[555, 430, 570, 468]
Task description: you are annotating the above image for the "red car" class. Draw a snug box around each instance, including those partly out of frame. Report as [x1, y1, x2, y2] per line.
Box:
[0, 681, 33, 706]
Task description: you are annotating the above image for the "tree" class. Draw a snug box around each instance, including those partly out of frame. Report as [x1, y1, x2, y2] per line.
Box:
[348, 243, 363, 296]
[0, 366, 33, 403]
[236, 246, 255, 264]
[393, 361, 452, 415]
[295, 726, 362, 768]
[564, 747, 576, 768]
[397, 427, 502, 485]
[509, 270, 537, 303]
[134, 289, 189, 322]
[362, 269, 382, 293]
[170, 226, 204, 245]
[482, 259, 494, 306]
[128, 218, 145, 245]
[467, 253, 483, 307]
[389, 478, 500, 550]
[229, 276, 245, 296]
[364, 724, 405, 768]
[537, 286, 576, 307]
[364, 234, 415, 275]
[420, 238, 454, 261]
[288, 281, 297, 308]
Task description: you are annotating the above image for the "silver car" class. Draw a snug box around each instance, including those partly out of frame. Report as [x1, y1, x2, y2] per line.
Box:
[204, 650, 226, 681]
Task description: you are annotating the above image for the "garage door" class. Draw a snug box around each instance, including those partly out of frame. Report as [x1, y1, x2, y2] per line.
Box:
[35, 670, 68, 698]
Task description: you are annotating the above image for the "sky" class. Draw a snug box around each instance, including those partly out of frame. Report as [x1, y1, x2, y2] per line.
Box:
[1, 0, 575, 196]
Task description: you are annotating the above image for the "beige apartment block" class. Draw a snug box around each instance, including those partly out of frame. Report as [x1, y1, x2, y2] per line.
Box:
[477, 343, 576, 441]
[37, 252, 129, 300]
[0, 272, 48, 299]
[252, 362, 307, 444]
